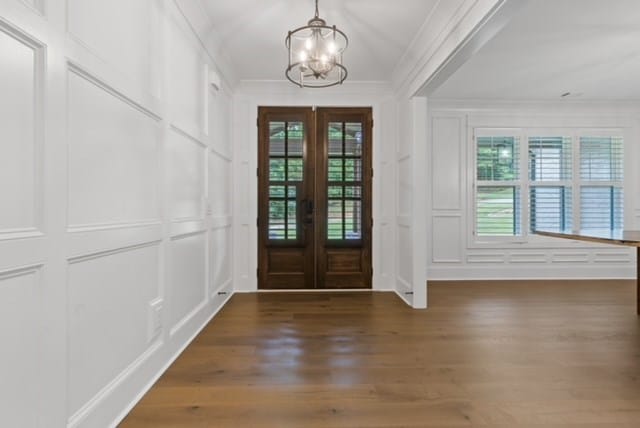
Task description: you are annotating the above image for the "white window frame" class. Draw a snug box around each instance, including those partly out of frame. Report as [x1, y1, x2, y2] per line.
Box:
[470, 127, 624, 247]
[472, 128, 526, 244]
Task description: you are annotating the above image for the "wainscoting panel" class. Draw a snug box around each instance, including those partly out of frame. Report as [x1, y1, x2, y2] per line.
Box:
[397, 156, 412, 217]
[432, 215, 462, 263]
[210, 226, 232, 295]
[209, 150, 232, 218]
[397, 224, 413, 287]
[67, 0, 160, 98]
[0, 24, 41, 236]
[67, 243, 160, 418]
[169, 232, 207, 334]
[208, 87, 232, 157]
[0, 2, 236, 426]
[0, 266, 41, 428]
[431, 116, 462, 210]
[67, 67, 160, 229]
[168, 12, 204, 140]
[167, 128, 205, 221]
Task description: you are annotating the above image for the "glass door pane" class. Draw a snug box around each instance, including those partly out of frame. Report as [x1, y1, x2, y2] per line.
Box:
[326, 122, 363, 242]
[268, 121, 303, 241]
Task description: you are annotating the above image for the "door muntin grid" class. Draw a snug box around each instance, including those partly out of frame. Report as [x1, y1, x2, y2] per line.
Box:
[326, 121, 363, 242]
[268, 121, 303, 242]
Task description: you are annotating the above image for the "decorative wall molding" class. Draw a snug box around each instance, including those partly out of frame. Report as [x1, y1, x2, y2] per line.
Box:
[67, 240, 161, 265]
[0, 227, 44, 241]
[17, 0, 44, 16]
[0, 3, 235, 427]
[507, 252, 548, 264]
[67, 220, 162, 234]
[429, 265, 636, 280]
[467, 252, 505, 264]
[68, 341, 163, 428]
[169, 123, 208, 149]
[67, 61, 162, 121]
[169, 228, 207, 241]
[0, 263, 42, 280]
[431, 115, 464, 210]
[432, 214, 463, 263]
[0, 19, 45, 238]
[169, 299, 207, 337]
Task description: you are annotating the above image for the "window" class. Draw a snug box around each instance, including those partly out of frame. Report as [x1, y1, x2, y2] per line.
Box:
[474, 130, 623, 239]
[476, 136, 521, 236]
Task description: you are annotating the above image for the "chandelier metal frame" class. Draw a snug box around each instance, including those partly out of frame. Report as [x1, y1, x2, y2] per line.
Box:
[285, 0, 348, 88]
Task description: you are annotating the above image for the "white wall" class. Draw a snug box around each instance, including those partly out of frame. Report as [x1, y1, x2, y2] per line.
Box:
[393, 97, 428, 308]
[232, 81, 397, 293]
[0, 1, 234, 426]
[389, 0, 507, 308]
[428, 100, 640, 280]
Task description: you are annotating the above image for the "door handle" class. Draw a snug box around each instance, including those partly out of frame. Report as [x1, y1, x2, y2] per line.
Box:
[302, 199, 314, 225]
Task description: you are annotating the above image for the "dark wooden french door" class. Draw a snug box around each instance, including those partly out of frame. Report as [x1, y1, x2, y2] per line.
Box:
[258, 106, 372, 289]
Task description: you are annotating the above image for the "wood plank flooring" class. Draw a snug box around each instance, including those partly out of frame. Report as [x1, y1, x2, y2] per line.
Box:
[120, 280, 640, 427]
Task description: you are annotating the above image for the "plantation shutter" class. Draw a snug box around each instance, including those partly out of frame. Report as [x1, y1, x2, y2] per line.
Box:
[528, 137, 572, 232]
[579, 136, 624, 230]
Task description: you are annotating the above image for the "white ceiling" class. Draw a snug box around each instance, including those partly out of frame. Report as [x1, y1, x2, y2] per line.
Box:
[200, 0, 439, 82]
[431, 0, 640, 101]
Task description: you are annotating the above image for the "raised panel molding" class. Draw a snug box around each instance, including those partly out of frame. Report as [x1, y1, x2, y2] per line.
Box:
[17, 0, 44, 15]
[431, 116, 463, 210]
[210, 226, 232, 296]
[208, 87, 232, 158]
[170, 221, 206, 239]
[380, 161, 393, 218]
[397, 156, 412, 217]
[67, 243, 160, 418]
[209, 151, 232, 219]
[168, 11, 205, 140]
[0, 22, 44, 239]
[397, 224, 413, 286]
[168, 127, 206, 222]
[0, 265, 42, 428]
[67, 63, 161, 230]
[592, 251, 633, 264]
[169, 232, 207, 336]
[432, 215, 462, 263]
[66, 0, 160, 99]
[551, 252, 590, 264]
[508, 252, 548, 264]
[467, 252, 505, 264]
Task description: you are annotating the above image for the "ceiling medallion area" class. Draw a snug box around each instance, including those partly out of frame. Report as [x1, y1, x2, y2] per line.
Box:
[285, 0, 348, 88]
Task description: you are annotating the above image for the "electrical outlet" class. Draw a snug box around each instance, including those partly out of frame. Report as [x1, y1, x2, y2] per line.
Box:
[148, 298, 163, 343]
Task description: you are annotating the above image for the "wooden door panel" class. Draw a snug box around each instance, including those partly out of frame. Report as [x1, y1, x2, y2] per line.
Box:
[316, 108, 372, 289]
[258, 106, 371, 290]
[258, 107, 315, 289]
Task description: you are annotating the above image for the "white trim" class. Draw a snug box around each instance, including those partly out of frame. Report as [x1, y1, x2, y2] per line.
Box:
[109, 291, 234, 428]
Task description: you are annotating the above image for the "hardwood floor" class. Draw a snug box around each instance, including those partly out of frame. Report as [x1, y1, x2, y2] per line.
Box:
[120, 280, 640, 427]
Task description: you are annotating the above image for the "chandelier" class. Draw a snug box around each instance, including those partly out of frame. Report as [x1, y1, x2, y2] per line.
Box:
[285, 0, 348, 88]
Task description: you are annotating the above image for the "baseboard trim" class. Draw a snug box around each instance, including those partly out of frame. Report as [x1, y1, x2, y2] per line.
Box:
[109, 292, 234, 428]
